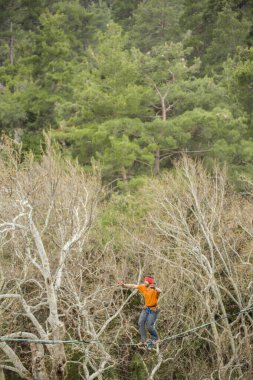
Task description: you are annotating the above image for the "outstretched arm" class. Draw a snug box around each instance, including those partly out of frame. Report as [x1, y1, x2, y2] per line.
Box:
[117, 280, 138, 289]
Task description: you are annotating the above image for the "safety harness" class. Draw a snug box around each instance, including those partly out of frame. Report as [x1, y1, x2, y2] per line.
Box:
[144, 304, 159, 312]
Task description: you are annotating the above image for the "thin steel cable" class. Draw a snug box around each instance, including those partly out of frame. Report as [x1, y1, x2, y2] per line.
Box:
[162, 306, 253, 343]
[0, 306, 252, 346]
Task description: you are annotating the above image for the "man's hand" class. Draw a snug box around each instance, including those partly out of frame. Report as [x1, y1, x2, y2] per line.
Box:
[117, 281, 138, 289]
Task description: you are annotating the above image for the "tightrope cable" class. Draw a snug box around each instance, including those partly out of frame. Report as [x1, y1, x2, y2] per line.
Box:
[162, 306, 253, 343]
[0, 306, 252, 346]
[0, 337, 91, 345]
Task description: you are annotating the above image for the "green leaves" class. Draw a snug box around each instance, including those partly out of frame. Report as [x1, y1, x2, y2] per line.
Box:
[0, 88, 26, 129]
[131, 0, 185, 52]
[55, 23, 152, 126]
[0, 0, 252, 185]
[228, 47, 253, 114]
[203, 5, 251, 73]
[110, 0, 142, 29]
[92, 118, 143, 177]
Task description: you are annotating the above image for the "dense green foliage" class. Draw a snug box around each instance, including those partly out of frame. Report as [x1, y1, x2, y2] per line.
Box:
[0, 0, 252, 186]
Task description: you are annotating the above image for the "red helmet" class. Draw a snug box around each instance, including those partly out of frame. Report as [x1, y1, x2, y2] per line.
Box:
[144, 276, 154, 285]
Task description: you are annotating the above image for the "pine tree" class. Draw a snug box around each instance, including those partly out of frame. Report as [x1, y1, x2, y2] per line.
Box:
[110, 0, 142, 28]
[131, 0, 184, 52]
[203, 5, 251, 72]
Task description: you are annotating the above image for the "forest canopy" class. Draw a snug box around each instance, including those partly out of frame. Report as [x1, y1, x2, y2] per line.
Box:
[0, 0, 252, 187]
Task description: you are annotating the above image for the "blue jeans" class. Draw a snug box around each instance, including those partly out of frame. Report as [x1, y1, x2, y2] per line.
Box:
[138, 308, 159, 343]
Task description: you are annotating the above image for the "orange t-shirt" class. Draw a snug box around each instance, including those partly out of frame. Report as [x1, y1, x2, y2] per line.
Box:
[137, 284, 160, 309]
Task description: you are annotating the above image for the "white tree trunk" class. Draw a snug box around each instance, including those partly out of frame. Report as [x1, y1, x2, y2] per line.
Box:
[0, 369, 5, 380]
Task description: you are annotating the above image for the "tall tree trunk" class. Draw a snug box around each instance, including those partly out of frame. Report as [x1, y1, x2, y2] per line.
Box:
[153, 88, 168, 175]
[31, 344, 49, 380]
[161, 96, 167, 122]
[121, 166, 128, 181]
[50, 325, 66, 380]
[30, 220, 67, 379]
[9, 22, 14, 65]
[14, 128, 23, 143]
[153, 149, 160, 176]
[0, 369, 5, 380]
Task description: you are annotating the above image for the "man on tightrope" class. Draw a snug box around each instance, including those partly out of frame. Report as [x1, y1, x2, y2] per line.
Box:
[117, 276, 161, 348]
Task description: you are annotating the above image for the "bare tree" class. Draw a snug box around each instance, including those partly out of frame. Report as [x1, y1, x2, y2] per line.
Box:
[0, 139, 150, 380]
[0, 139, 102, 379]
[1, 142, 253, 379]
[117, 157, 253, 379]
[138, 157, 253, 379]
